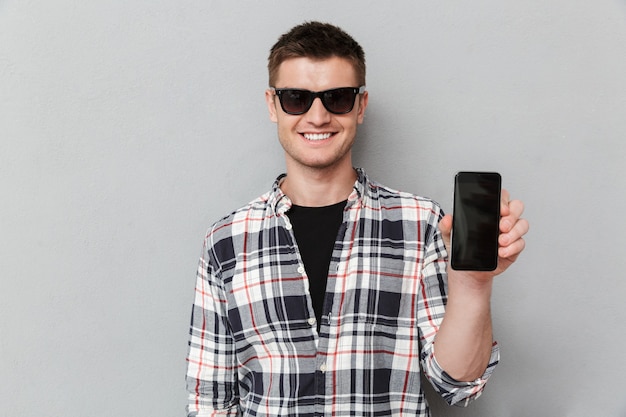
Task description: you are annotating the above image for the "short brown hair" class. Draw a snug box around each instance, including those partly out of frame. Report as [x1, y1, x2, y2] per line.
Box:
[268, 21, 366, 87]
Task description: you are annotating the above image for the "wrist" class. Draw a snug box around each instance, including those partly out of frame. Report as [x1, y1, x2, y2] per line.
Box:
[448, 269, 494, 291]
[446, 270, 494, 309]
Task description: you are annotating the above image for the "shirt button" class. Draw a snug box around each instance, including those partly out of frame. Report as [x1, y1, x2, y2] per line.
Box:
[308, 317, 316, 326]
[320, 363, 327, 373]
[297, 265, 305, 274]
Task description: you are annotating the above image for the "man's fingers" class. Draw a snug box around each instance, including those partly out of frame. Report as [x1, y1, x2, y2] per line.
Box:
[439, 214, 452, 249]
[500, 199, 525, 233]
[500, 217, 529, 247]
[499, 236, 526, 260]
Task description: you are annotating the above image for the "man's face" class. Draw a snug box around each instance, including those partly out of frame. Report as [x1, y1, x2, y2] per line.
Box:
[265, 56, 368, 174]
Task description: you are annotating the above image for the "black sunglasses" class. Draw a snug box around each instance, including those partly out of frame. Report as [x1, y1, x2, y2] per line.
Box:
[271, 86, 366, 115]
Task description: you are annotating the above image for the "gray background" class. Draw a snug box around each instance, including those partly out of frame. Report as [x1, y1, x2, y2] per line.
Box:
[2, 1, 626, 416]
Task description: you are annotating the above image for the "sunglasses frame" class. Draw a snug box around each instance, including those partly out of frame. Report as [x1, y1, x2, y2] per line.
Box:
[271, 86, 366, 115]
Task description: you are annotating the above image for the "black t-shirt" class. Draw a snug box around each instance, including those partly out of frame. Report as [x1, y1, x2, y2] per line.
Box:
[287, 200, 346, 330]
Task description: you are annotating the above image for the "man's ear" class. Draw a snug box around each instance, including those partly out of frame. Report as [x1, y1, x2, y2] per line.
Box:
[265, 89, 278, 123]
[356, 91, 368, 124]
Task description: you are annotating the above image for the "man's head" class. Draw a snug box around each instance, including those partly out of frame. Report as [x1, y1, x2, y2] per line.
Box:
[265, 22, 369, 180]
[268, 21, 366, 87]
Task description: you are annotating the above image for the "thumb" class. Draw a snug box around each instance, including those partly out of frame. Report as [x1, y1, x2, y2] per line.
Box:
[438, 214, 452, 251]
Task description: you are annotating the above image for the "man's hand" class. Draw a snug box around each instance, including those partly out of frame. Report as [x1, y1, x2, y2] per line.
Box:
[439, 189, 529, 279]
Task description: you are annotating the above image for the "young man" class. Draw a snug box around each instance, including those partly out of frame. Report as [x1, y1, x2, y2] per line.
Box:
[186, 22, 529, 417]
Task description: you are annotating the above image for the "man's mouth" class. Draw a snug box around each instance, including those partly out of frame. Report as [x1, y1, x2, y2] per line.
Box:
[303, 133, 332, 141]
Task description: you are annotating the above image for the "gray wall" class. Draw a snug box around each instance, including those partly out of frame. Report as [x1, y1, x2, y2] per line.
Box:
[2, 1, 626, 416]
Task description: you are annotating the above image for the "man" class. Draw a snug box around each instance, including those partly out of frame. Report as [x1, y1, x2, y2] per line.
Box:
[186, 21, 529, 417]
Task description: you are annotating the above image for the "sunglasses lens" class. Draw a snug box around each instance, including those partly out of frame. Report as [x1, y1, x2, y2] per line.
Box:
[280, 90, 312, 114]
[323, 88, 357, 114]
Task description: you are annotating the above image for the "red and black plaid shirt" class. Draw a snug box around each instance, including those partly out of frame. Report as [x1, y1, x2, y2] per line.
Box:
[186, 168, 499, 416]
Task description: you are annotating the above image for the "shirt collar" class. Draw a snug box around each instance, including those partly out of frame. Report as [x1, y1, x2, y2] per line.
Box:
[269, 168, 368, 214]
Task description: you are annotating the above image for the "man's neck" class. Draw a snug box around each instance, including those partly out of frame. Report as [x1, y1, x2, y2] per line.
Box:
[280, 164, 357, 207]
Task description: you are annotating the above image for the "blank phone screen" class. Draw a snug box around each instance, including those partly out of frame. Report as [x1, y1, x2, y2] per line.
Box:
[451, 172, 501, 271]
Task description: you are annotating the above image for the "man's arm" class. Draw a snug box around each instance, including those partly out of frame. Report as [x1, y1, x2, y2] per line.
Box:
[434, 190, 529, 381]
[186, 237, 240, 417]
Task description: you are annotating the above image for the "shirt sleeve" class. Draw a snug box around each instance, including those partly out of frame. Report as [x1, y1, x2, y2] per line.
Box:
[417, 205, 500, 406]
[185, 233, 240, 417]
[424, 342, 499, 406]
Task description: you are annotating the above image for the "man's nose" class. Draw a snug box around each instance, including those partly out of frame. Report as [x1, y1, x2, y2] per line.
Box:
[304, 97, 332, 124]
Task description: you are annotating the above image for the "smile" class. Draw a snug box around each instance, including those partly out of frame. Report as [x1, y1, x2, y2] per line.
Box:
[303, 133, 332, 141]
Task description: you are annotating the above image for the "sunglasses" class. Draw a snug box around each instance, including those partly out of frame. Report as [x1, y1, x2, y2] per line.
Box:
[271, 86, 366, 115]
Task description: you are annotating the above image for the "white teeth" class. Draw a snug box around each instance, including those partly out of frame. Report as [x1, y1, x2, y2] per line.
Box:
[303, 133, 332, 141]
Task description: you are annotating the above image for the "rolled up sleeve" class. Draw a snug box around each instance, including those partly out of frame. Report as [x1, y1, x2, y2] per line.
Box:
[423, 341, 500, 406]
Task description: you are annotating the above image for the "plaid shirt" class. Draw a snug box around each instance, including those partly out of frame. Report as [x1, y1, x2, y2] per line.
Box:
[186, 169, 499, 417]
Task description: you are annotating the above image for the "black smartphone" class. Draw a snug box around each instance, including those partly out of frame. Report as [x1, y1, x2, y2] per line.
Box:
[451, 172, 502, 271]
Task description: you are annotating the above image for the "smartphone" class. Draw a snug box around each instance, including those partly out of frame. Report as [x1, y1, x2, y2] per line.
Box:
[451, 172, 502, 271]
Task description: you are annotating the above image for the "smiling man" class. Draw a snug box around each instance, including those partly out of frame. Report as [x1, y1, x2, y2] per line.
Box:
[185, 21, 529, 417]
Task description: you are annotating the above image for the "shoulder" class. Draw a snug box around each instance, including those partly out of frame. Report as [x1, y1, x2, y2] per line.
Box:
[358, 175, 446, 251]
[363, 177, 444, 220]
[198, 190, 275, 271]
[205, 190, 273, 242]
